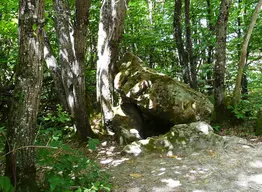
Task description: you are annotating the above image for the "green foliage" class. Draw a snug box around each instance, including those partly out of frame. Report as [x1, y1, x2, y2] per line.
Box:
[121, 0, 176, 73]
[228, 100, 254, 120]
[0, 0, 18, 86]
[37, 131, 111, 192]
[0, 126, 5, 152]
[228, 93, 262, 121]
[0, 176, 14, 192]
[0, 126, 6, 170]
[41, 105, 71, 124]
[36, 107, 111, 192]
[0, 110, 111, 192]
[38, 105, 74, 140]
[88, 138, 100, 151]
[213, 125, 222, 133]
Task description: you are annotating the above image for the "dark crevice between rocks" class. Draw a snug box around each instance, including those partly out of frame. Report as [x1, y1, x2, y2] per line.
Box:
[120, 101, 145, 138]
[121, 101, 174, 139]
[142, 113, 174, 138]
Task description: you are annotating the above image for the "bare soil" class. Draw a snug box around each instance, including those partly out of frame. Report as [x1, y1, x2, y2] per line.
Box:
[95, 138, 262, 192]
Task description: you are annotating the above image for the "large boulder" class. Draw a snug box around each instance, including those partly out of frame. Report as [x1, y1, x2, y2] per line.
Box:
[122, 121, 247, 156]
[113, 53, 213, 139]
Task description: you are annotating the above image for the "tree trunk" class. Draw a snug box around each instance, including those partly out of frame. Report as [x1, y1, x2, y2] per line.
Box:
[233, 0, 262, 105]
[206, 0, 215, 95]
[73, 0, 95, 139]
[241, 52, 249, 98]
[174, 0, 190, 84]
[241, 68, 248, 96]
[184, 0, 197, 89]
[213, 0, 232, 122]
[5, 0, 44, 190]
[53, 0, 95, 140]
[43, 32, 67, 109]
[96, 0, 129, 132]
[147, 0, 154, 69]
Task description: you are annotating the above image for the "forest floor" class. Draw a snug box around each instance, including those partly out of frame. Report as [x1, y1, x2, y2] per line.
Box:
[94, 137, 262, 192]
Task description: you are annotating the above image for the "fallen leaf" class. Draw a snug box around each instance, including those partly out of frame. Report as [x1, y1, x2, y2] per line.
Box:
[129, 173, 143, 178]
[209, 150, 215, 157]
[167, 155, 178, 158]
[127, 160, 136, 164]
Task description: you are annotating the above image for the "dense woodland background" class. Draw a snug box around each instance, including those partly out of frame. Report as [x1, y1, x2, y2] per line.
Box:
[0, 0, 261, 191]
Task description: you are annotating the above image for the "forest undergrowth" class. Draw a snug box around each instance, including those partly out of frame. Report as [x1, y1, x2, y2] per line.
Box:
[0, 105, 261, 192]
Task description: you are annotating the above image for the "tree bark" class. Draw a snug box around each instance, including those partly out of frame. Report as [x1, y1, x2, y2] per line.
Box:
[5, 0, 44, 190]
[43, 32, 67, 109]
[184, 0, 197, 89]
[233, 0, 262, 105]
[174, 0, 197, 89]
[206, 0, 215, 95]
[96, 0, 129, 132]
[174, 0, 190, 84]
[147, 0, 155, 69]
[213, 0, 232, 122]
[73, 0, 95, 139]
[53, 0, 95, 140]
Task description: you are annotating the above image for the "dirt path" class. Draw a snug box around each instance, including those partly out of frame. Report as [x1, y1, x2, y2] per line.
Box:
[96, 139, 262, 192]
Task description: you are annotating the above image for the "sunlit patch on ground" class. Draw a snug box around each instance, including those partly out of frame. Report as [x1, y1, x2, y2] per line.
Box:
[161, 178, 181, 188]
[249, 160, 262, 168]
[95, 141, 131, 167]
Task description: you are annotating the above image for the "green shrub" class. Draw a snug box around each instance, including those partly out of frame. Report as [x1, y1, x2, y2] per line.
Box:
[37, 104, 75, 142]
[1, 106, 111, 192]
[37, 140, 112, 192]
[38, 105, 73, 132]
[0, 176, 14, 192]
[213, 125, 222, 133]
[36, 108, 111, 191]
[0, 126, 6, 154]
[228, 96, 262, 121]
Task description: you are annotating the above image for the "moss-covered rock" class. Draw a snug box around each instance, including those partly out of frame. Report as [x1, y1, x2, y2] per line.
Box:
[122, 122, 244, 156]
[114, 53, 213, 137]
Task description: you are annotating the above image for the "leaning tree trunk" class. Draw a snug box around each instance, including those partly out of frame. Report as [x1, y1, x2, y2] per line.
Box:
[5, 0, 44, 191]
[53, 0, 95, 140]
[233, 0, 262, 105]
[213, 0, 232, 123]
[96, 0, 129, 132]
